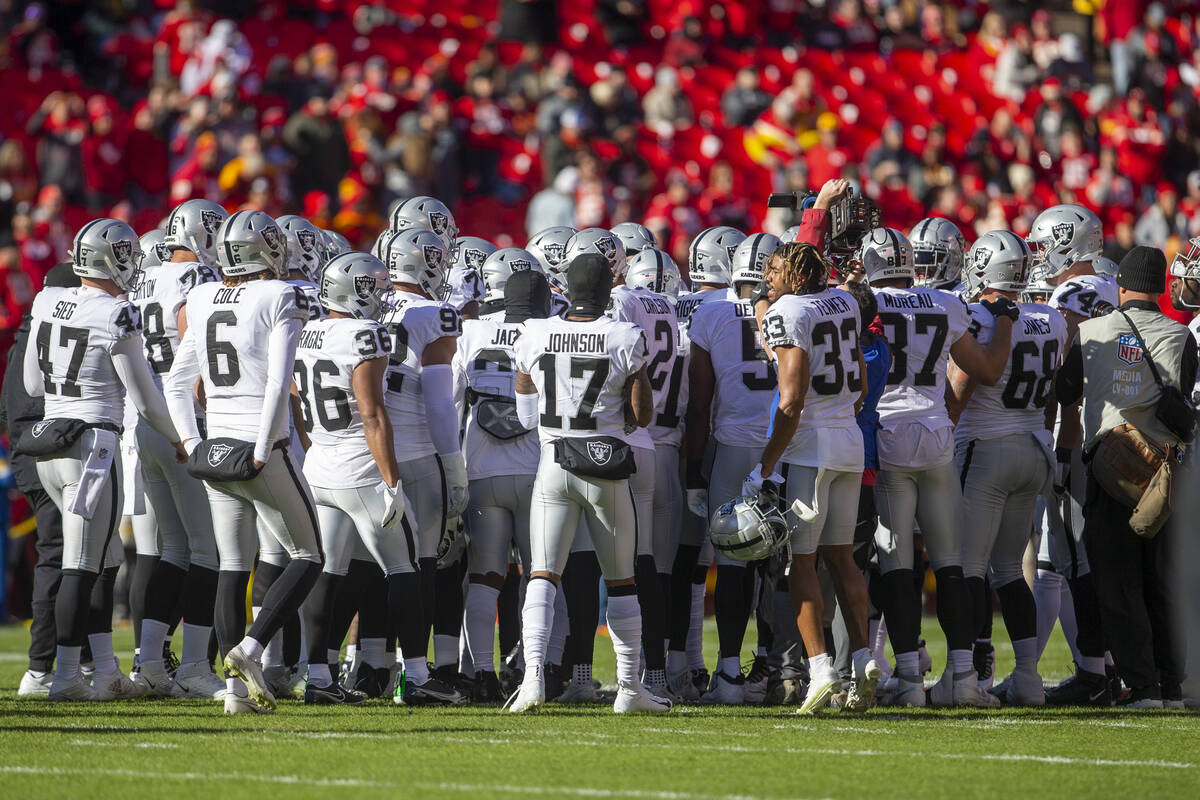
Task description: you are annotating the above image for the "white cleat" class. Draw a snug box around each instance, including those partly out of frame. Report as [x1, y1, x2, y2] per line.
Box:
[698, 671, 745, 705]
[48, 673, 96, 702]
[224, 691, 273, 714]
[798, 669, 841, 715]
[173, 662, 229, 699]
[223, 647, 276, 711]
[1000, 669, 1045, 706]
[931, 669, 994, 707]
[613, 684, 672, 713]
[667, 670, 701, 702]
[506, 667, 545, 714]
[844, 659, 882, 713]
[18, 670, 53, 697]
[553, 679, 600, 703]
[130, 660, 177, 697]
[887, 674, 927, 707]
[93, 668, 144, 700]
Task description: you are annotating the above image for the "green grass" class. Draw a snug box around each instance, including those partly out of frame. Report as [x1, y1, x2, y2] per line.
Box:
[1, 620, 1198, 799]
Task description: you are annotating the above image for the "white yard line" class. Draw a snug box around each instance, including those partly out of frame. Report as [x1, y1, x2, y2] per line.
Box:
[66, 739, 179, 749]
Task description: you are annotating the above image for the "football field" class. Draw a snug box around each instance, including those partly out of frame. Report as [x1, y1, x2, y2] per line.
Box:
[1, 622, 1198, 799]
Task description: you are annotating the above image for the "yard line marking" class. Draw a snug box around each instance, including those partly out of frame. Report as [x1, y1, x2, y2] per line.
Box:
[66, 739, 179, 749]
[0, 765, 815, 800]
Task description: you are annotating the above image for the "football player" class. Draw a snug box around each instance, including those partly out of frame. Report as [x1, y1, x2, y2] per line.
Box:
[948, 231, 1068, 706]
[390, 195, 459, 250]
[754, 242, 879, 714]
[449, 235, 494, 320]
[478, 247, 543, 321]
[508, 253, 667, 713]
[321, 229, 352, 258]
[296, 251, 449, 705]
[454, 270, 552, 701]
[26, 219, 184, 701]
[611, 222, 658, 258]
[625, 248, 683, 300]
[527, 226, 576, 316]
[909, 217, 966, 293]
[1169, 236, 1200, 401]
[1026, 204, 1116, 705]
[128, 199, 229, 699]
[683, 233, 778, 704]
[378, 227, 468, 697]
[164, 210, 323, 714]
[861, 227, 1015, 707]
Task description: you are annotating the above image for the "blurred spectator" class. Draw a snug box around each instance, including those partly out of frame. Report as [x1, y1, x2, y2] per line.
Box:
[664, 16, 707, 68]
[1182, 172, 1200, 237]
[1050, 33, 1093, 90]
[879, 3, 925, 53]
[219, 133, 284, 208]
[866, 119, 915, 185]
[645, 170, 703, 263]
[698, 161, 751, 230]
[1034, 79, 1084, 160]
[1029, 10, 1059, 73]
[643, 67, 695, 132]
[597, 0, 647, 49]
[0, 141, 39, 214]
[590, 69, 641, 137]
[606, 125, 655, 216]
[180, 19, 252, 97]
[527, 166, 579, 232]
[81, 98, 127, 210]
[542, 108, 590, 186]
[1103, 212, 1138, 263]
[499, 0, 559, 44]
[721, 68, 771, 128]
[170, 131, 223, 205]
[575, 153, 613, 229]
[804, 113, 850, 191]
[1099, 0, 1150, 95]
[1134, 183, 1188, 247]
[283, 96, 351, 202]
[125, 99, 170, 210]
[25, 92, 86, 203]
[993, 24, 1037, 102]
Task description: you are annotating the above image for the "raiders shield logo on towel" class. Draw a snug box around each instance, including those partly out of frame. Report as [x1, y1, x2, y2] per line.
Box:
[588, 440, 613, 465]
[208, 442, 233, 467]
[32, 420, 52, 438]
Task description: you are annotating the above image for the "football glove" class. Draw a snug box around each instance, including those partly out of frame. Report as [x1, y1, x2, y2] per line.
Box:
[441, 452, 469, 517]
[437, 515, 467, 568]
[377, 480, 405, 531]
[686, 489, 709, 518]
[981, 295, 1019, 322]
[685, 459, 708, 517]
[1053, 447, 1072, 496]
[742, 464, 784, 503]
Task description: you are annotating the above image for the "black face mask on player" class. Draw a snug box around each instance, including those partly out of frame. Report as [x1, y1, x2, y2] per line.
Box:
[504, 270, 552, 323]
[565, 253, 613, 318]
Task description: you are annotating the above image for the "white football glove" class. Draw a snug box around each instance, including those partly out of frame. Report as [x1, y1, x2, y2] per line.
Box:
[377, 481, 405, 531]
[437, 515, 467, 568]
[742, 464, 784, 503]
[441, 452, 469, 516]
[686, 488, 709, 518]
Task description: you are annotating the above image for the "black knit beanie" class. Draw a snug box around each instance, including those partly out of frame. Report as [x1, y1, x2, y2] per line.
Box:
[504, 269, 551, 323]
[1117, 246, 1166, 294]
[566, 253, 612, 316]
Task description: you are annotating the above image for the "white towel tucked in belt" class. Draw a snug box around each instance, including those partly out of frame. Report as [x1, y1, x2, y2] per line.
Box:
[69, 428, 118, 520]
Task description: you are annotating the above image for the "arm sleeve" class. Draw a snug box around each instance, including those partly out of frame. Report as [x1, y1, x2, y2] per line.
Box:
[1055, 336, 1084, 407]
[23, 326, 44, 399]
[111, 336, 179, 442]
[1179, 332, 1198, 392]
[255, 317, 303, 463]
[163, 324, 202, 446]
[421, 362, 461, 456]
[516, 391, 540, 428]
[794, 207, 829, 251]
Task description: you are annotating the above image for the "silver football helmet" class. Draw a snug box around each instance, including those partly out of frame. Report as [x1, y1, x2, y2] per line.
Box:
[320, 228, 352, 258]
[910, 217, 966, 287]
[72, 218, 143, 291]
[565, 227, 627, 280]
[1170, 237, 1200, 309]
[859, 227, 914, 285]
[139, 229, 171, 269]
[611, 222, 658, 256]
[370, 228, 392, 260]
[453, 236, 498, 274]
[389, 195, 458, 249]
[625, 248, 683, 298]
[276, 215, 325, 282]
[689, 225, 746, 286]
[319, 251, 392, 320]
[382, 228, 448, 299]
[527, 226, 576, 292]
[1026, 204, 1103, 280]
[215, 209, 288, 279]
[480, 247, 542, 304]
[1021, 276, 1054, 304]
[163, 198, 228, 264]
[708, 486, 790, 563]
[779, 225, 801, 244]
[962, 230, 1031, 299]
[731, 233, 782, 286]
[1092, 255, 1119, 278]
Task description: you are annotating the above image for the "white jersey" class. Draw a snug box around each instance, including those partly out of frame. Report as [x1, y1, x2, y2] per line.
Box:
[1189, 315, 1200, 404]
[447, 264, 485, 311]
[551, 292, 570, 318]
[761, 288, 864, 470]
[874, 286, 970, 429]
[295, 317, 392, 489]
[29, 285, 142, 426]
[181, 279, 310, 442]
[957, 302, 1068, 442]
[381, 291, 462, 459]
[453, 318, 541, 479]
[675, 287, 736, 343]
[515, 315, 648, 444]
[287, 278, 326, 321]
[687, 295, 775, 447]
[129, 260, 220, 381]
[1049, 274, 1117, 319]
[607, 285, 685, 448]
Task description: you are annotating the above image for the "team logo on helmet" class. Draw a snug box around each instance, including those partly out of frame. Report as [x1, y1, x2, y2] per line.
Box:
[542, 243, 565, 266]
[509, 258, 533, 272]
[32, 421, 52, 438]
[200, 210, 223, 234]
[428, 211, 449, 237]
[152, 242, 171, 262]
[1051, 222, 1074, 247]
[261, 226, 283, 252]
[297, 229, 317, 253]
[587, 440, 613, 465]
[727, 244, 739, 262]
[463, 248, 488, 270]
[1117, 333, 1144, 366]
[423, 245, 444, 270]
[353, 274, 376, 299]
[595, 235, 617, 263]
[207, 443, 233, 467]
[970, 247, 993, 274]
[112, 239, 134, 264]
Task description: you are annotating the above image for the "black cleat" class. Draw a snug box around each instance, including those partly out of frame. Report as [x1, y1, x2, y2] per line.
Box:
[163, 642, 181, 677]
[1045, 668, 1111, 706]
[394, 675, 468, 706]
[473, 670, 505, 703]
[1107, 664, 1126, 704]
[973, 642, 995, 686]
[431, 664, 475, 697]
[304, 681, 365, 705]
[352, 665, 390, 698]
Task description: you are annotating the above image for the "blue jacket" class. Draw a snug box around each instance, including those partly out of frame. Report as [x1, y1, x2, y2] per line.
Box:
[857, 334, 891, 471]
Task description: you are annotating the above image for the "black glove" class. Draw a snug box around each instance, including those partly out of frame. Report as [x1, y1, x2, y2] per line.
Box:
[981, 295, 1019, 322]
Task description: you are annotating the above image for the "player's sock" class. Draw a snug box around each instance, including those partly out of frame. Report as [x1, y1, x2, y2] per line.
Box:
[869, 617, 889, 671]
[433, 559, 466, 668]
[546, 587, 568, 667]
[894, 650, 920, 677]
[129, 554, 158, 652]
[465, 583, 500, 673]
[1012, 637, 1038, 673]
[808, 652, 832, 679]
[88, 633, 116, 674]
[55, 646, 82, 680]
[520, 577, 556, 674]
[688, 579, 706, 671]
[667, 545, 700, 653]
[666, 649, 688, 679]
[949, 649, 972, 673]
[933, 566, 974, 656]
[307, 662, 333, 688]
[361, 637, 386, 669]
[389, 572, 426, 682]
[1079, 654, 1106, 676]
[215, 571, 251, 660]
[1058, 579, 1081, 665]
[1067, 573, 1105, 670]
[301, 572, 341, 677]
[262, 633, 284, 668]
[636, 554, 667, 671]
[433, 635, 458, 669]
[235, 636, 265, 661]
[606, 587, 642, 689]
[1033, 569, 1062, 658]
[851, 647, 874, 677]
[139, 619, 171, 667]
[496, 566, 522, 659]
[714, 564, 749, 674]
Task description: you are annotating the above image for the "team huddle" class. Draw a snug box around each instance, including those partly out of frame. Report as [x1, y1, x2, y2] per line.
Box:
[20, 178, 1177, 714]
